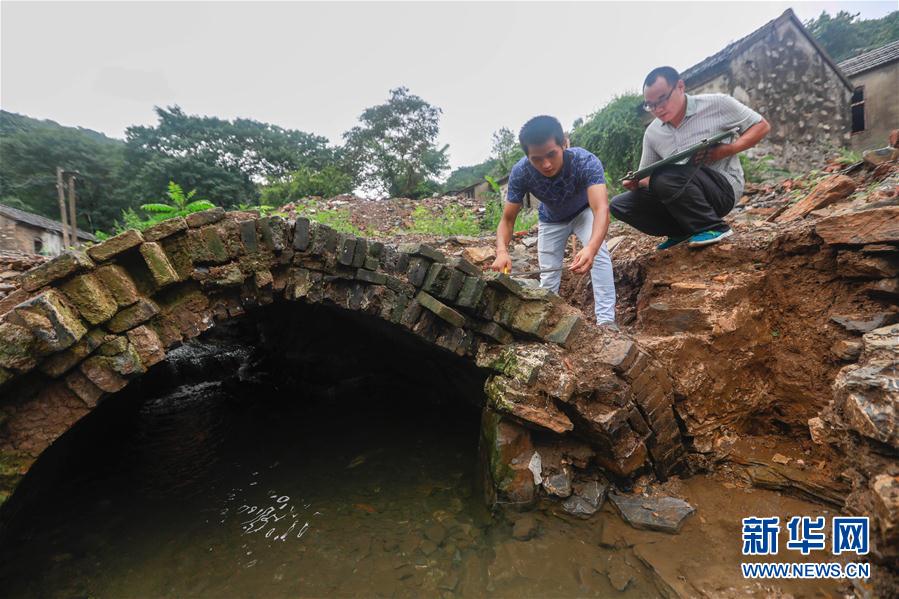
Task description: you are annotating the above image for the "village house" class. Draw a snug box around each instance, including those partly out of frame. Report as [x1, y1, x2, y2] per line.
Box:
[680, 8, 853, 173]
[838, 40, 899, 151]
[0, 203, 95, 256]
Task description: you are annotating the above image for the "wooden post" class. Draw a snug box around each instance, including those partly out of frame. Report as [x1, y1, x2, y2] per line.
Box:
[66, 173, 78, 248]
[56, 167, 70, 248]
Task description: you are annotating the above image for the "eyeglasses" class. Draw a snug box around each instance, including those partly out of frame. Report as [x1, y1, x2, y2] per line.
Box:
[643, 87, 676, 112]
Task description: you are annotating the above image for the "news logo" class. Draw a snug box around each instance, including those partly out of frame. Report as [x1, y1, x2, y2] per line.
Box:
[740, 515, 871, 579]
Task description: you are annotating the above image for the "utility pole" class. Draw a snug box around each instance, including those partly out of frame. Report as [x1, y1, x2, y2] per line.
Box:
[56, 167, 70, 248]
[66, 172, 78, 248]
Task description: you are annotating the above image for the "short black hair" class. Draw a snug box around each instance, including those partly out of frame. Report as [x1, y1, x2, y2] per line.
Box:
[519, 115, 565, 155]
[643, 66, 681, 88]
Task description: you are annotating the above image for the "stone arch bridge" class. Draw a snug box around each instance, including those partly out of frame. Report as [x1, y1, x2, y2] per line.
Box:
[0, 208, 684, 510]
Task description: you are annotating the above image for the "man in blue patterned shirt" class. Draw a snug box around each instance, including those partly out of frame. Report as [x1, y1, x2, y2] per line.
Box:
[490, 115, 616, 326]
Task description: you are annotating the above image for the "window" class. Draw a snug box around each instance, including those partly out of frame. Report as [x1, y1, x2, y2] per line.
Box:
[33, 238, 43, 254]
[851, 86, 865, 133]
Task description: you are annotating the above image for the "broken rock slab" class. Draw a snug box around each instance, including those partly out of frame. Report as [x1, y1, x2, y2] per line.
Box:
[608, 493, 695, 534]
[831, 312, 899, 334]
[562, 478, 610, 518]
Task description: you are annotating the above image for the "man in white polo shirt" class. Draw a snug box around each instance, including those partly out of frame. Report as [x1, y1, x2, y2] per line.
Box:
[610, 66, 770, 249]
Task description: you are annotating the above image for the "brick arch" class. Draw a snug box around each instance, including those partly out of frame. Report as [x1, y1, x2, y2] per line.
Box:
[0, 208, 684, 507]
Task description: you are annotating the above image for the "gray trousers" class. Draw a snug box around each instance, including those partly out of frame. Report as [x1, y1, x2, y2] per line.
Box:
[537, 207, 616, 323]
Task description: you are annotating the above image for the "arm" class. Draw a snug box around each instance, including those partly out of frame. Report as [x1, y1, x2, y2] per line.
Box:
[489, 201, 522, 272]
[698, 118, 771, 163]
[570, 184, 610, 274]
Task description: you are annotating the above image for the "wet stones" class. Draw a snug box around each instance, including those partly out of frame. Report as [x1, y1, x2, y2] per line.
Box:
[562, 478, 610, 518]
[511, 514, 538, 541]
[609, 493, 695, 533]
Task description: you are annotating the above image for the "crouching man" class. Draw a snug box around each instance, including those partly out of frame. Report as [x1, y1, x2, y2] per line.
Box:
[490, 115, 616, 326]
[610, 66, 770, 249]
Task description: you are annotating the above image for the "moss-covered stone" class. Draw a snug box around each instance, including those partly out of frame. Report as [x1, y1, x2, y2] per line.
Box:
[59, 273, 118, 324]
[416, 291, 465, 328]
[0, 320, 37, 373]
[139, 242, 180, 288]
[186, 207, 225, 228]
[94, 264, 140, 307]
[39, 328, 106, 378]
[87, 229, 143, 262]
[187, 227, 230, 264]
[18, 250, 94, 292]
[143, 217, 188, 242]
[107, 298, 160, 333]
[12, 289, 87, 355]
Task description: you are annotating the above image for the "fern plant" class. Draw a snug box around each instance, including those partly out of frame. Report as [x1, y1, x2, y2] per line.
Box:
[141, 182, 215, 218]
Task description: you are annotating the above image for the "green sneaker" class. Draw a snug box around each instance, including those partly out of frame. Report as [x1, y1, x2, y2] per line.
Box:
[687, 228, 733, 247]
[656, 235, 690, 250]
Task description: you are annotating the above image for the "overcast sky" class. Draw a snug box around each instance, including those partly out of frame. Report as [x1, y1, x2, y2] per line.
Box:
[1, 1, 895, 173]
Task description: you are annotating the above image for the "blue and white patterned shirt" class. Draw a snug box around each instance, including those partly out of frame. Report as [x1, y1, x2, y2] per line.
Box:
[506, 147, 606, 223]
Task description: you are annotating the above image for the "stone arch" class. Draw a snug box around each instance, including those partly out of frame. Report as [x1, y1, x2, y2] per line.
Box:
[0, 208, 685, 508]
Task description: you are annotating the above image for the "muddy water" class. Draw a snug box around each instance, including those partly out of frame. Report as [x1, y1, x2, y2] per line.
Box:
[0, 380, 844, 598]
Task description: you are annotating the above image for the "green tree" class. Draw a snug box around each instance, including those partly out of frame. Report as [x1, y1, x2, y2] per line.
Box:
[489, 127, 524, 176]
[259, 164, 355, 206]
[570, 94, 645, 195]
[0, 110, 129, 232]
[342, 87, 449, 198]
[121, 106, 344, 208]
[443, 159, 498, 192]
[805, 10, 899, 62]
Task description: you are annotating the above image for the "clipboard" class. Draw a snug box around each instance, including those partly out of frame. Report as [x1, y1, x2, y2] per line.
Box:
[621, 128, 740, 181]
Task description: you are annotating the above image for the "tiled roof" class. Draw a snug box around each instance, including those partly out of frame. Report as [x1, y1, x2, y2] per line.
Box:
[0, 203, 96, 241]
[838, 40, 899, 77]
[681, 9, 853, 92]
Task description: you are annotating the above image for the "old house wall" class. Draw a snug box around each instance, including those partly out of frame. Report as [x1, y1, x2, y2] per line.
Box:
[688, 19, 851, 173]
[0, 215, 63, 256]
[848, 61, 899, 151]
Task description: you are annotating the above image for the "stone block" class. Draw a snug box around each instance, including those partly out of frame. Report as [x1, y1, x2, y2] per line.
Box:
[258, 216, 287, 252]
[64, 369, 104, 406]
[608, 493, 694, 533]
[416, 291, 465, 328]
[204, 262, 245, 288]
[160, 235, 194, 282]
[595, 337, 637, 368]
[482, 271, 526, 298]
[480, 408, 537, 506]
[107, 298, 160, 333]
[352, 238, 368, 268]
[60, 273, 119, 324]
[254, 270, 273, 290]
[400, 299, 422, 328]
[127, 325, 165, 368]
[356, 269, 387, 285]
[363, 256, 379, 270]
[836, 251, 899, 279]
[448, 256, 481, 277]
[12, 289, 87, 354]
[399, 242, 446, 263]
[293, 218, 311, 251]
[186, 207, 225, 228]
[422, 263, 449, 296]
[309, 223, 338, 256]
[439, 269, 465, 303]
[406, 257, 431, 287]
[367, 241, 384, 259]
[0, 321, 37, 372]
[775, 175, 855, 223]
[19, 251, 94, 292]
[139, 242, 180, 288]
[187, 227, 230, 264]
[87, 229, 143, 262]
[97, 335, 129, 356]
[239, 219, 258, 253]
[816, 206, 899, 245]
[386, 292, 410, 323]
[143, 217, 188, 242]
[476, 321, 514, 344]
[545, 313, 584, 347]
[493, 295, 522, 328]
[510, 300, 554, 336]
[456, 276, 486, 309]
[94, 265, 140, 307]
[337, 235, 356, 266]
[39, 328, 106, 378]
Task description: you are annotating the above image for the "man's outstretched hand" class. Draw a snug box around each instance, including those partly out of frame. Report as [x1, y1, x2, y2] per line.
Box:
[489, 252, 512, 273]
[569, 246, 597, 274]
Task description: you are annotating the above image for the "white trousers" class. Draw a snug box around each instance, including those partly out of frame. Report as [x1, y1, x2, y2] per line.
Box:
[536, 208, 616, 323]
